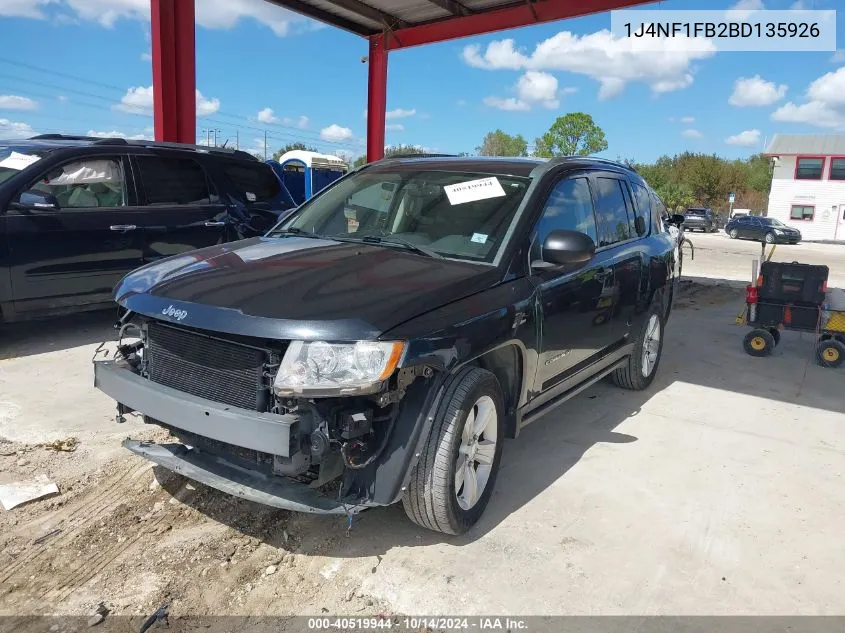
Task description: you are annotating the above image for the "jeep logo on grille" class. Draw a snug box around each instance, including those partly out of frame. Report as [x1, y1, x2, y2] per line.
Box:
[161, 305, 188, 321]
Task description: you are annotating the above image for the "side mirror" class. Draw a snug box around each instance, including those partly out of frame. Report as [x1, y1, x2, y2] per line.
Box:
[669, 213, 685, 226]
[13, 189, 59, 211]
[541, 229, 596, 267]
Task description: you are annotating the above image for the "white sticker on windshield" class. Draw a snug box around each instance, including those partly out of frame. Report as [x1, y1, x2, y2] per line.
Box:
[0, 151, 41, 171]
[246, 192, 257, 202]
[443, 177, 506, 206]
[471, 233, 488, 244]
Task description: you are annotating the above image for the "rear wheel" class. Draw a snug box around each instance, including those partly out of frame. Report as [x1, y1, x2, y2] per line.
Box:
[816, 339, 845, 368]
[402, 367, 504, 535]
[743, 329, 775, 357]
[611, 303, 664, 391]
[729, 228, 739, 239]
[764, 232, 775, 244]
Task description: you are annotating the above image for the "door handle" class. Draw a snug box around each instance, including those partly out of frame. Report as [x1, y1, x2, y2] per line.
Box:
[204, 221, 226, 227]
[109, 224, 137, 232]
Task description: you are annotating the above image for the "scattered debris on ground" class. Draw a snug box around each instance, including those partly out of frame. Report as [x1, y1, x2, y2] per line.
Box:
[0, 474, 60, 510]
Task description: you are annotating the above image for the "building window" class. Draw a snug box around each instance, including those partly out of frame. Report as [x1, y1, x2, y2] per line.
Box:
[790, 205, 815, 221]
[830, 158, 845, 180]
[795, 157, 824, 180]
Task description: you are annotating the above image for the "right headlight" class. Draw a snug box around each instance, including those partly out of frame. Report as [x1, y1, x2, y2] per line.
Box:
[273, 340, 405, 397]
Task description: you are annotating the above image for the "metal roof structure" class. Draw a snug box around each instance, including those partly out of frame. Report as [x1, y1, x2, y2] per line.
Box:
[265, 0, 654, 49]
[764, 134, 845, 156]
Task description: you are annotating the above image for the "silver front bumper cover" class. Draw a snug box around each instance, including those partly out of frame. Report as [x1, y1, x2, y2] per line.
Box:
[93, 359, 294, 457]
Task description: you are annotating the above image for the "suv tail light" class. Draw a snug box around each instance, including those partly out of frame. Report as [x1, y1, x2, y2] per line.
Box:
[745, 285, 758, 304]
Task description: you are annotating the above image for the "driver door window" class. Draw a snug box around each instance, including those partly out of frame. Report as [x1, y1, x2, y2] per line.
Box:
[531, 177, 598, 262]
[28, 158, 126, 208]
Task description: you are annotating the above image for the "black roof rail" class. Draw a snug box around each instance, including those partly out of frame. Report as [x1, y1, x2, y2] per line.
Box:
[29, 134, 99, 141]
[384, 153, 458, 159]
[28, 135, 258, 161]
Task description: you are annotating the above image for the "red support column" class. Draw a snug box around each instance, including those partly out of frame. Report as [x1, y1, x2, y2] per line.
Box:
[366, 34, 388, 163]
[151, 0, 196, 144]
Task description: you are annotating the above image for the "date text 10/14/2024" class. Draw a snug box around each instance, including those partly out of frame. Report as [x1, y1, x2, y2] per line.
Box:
[307, 617, 529, 630]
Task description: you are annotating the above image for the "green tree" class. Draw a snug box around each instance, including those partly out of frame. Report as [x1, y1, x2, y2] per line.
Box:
[351, 145, 429, 168]
[655, 182, 696, 212]
[477, 129, 528, 157]
[271, 142, 317, 161]
[533, 113, 608, 158]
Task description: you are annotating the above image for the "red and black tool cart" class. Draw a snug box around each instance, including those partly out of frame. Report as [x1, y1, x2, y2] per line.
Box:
[741, 261, 845, 368]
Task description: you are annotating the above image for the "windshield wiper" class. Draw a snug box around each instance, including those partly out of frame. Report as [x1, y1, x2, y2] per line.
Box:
[332, 234, 443, 259]
[268, 227, 324, 239]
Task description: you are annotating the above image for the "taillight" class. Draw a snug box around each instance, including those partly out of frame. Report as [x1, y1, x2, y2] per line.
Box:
[746, 285, 758, 304]
[823, 280, 828, 293]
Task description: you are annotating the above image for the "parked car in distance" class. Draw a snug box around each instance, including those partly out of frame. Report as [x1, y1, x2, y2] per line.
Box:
[94, 156, 681, 535]
[725, 215, 802, 244]
[683, 207, 717, 232]
[0, 134, 291, 323]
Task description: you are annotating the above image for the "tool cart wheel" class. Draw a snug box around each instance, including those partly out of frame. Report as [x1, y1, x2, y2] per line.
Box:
[815, 338, 845, 368]
[767, 328, 781, 346]
[743, 329, 775, 357]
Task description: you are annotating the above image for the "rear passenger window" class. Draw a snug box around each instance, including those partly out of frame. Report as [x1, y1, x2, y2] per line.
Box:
[650, 191, 667, 233]
[631, 183, 651, 236]
[221, 160, 280, 203]
[593, 177, 632, 247]
[532, 177, 597, 261]
[136, 156, 213, 205]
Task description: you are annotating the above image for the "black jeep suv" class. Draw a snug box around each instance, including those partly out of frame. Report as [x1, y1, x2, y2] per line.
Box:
[683, 207, 716, 232]
[0, 135, 288, 323]
[94, 156, 681, 534]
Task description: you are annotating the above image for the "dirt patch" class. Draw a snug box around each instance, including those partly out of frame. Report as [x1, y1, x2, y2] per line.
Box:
[674, 280, 742, 311]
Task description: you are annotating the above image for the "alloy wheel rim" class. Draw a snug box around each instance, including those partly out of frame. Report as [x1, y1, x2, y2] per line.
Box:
[730, 229, 738, 238]
[641, 314, 661, 377]
[751, 336, 766, 351]
[455, 395, 498, 511]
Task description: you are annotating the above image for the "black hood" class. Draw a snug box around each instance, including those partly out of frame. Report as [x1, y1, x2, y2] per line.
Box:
[115, 236, 502, 340]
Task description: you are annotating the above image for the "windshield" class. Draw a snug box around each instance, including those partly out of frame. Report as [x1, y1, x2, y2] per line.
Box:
[0, 147, 45, 185]
[272, 169, 531, 264]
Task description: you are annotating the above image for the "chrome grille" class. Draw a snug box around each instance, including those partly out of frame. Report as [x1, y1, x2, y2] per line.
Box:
[145, 321, 271, 411]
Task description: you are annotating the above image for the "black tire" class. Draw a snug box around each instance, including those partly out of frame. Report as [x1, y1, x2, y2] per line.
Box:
[729, 228, 739, 239]
[743, 329, 775, 357]
[611, 301, 665, 390]
[764, 232, 775, 244]
[768, 328, 781, 346]
[816, 339, 845, 368]
[402, 367, 505, 535]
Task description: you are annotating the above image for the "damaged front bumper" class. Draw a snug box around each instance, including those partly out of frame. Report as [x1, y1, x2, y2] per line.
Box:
[93, 359, 374, 514]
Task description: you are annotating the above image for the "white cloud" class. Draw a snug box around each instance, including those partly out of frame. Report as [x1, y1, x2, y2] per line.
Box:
[0, 0, 54, 19]
[115, 85, 219, 116]
[141, 52, 152, 61]
[0, 118, 35, 139]
[790, 0, 806, 8]
[0, 95, 37, 111]
[282, 115, 309, 129]
[386, 108, 416, 120]
[462, 29, 715, 99]
[772, 67, 845, 129]
[320, 124, 353, 142]
[385, 123, 404, 132]
[681, 129, 703, 139]
[57, 95, 68, 102]
[729, 75, 787, 107]
[87, 129, 149, 140]
[515, 71, 559, 109]
[482, 96, 531, 112]
[35, 0, 307, 36]
[561, 87, 578, 95]
[725, 129, 761, 146]
[681, 116, 695, 123]
[257, 107, 278, 123]
[831, 50, 845, 63]
[725, 0, 764, 21]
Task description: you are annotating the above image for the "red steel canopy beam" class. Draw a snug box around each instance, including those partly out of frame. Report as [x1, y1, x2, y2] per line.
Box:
[366, 34, 389, 162]
[384, 0, 656, 50]
[151, 0, 196, 144]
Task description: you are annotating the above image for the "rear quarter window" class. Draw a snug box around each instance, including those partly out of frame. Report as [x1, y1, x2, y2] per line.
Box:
[220, 160, 281, 203]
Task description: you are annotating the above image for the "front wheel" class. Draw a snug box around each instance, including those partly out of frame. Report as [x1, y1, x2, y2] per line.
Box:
[402, 367, 505, 535]
[611, 303, 665, 390]
[764, 232, 775, 244]
[729, 228, 739, 239]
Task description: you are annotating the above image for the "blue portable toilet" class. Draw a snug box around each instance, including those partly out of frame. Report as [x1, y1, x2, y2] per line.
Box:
[267, 150, 348, 207]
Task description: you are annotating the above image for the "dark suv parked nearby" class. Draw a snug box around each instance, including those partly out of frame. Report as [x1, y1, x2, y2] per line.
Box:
[94, 156, 681, 534]
[683, 207, 716, 232]
[0, 135, 289, 322]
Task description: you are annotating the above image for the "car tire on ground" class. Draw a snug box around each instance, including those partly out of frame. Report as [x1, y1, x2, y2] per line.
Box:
[403, 366, 505, 535]
[743, 328, 775, 357]
[764, 232, 775, 244]
[729, 228, 739, 239]
[611, 301, 665, 391]
[816, 338, 845, 368]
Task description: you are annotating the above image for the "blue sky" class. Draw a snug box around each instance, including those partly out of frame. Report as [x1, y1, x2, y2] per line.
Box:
[0, 0, 843, 162]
